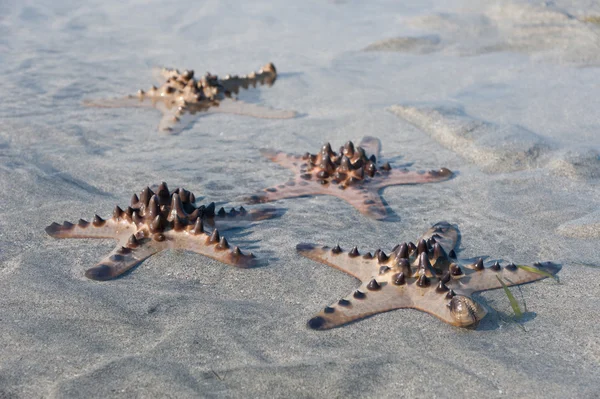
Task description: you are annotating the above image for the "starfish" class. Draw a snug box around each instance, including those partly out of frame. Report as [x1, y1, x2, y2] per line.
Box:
[297, 221, 560, 329]
[85, 62, 296, 134]
[45, 182, 280, 281]
[247, 137, 453, 219]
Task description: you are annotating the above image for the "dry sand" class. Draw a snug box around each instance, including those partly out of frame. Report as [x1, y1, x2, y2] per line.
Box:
[1, 0, 599, 398]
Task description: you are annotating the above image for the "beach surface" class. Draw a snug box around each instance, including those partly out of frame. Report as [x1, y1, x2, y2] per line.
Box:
[1, 0, 599, 397]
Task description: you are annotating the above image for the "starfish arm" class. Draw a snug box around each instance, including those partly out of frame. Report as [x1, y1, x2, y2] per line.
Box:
[307, 280, 414, 330]
[246, 180, 323, 204]
[207, 99, 296, 119]
[165, 229, 256, 268]
[260, 150, 303, 170]
[157, 104, 203, 134]
[84, 241, 161, 281]
[372, 168, 453, 189]
[306, 267, 489, 330]
[329, 186, 387, 220]
[45, 218, 135, 240]
[83, 96, 156, 109]
[219, 63, 278, 94]
[449, 262, 561, 295]
[417, 221, 460, 254]
[359, 136, 382, 159]
[296, 243, 379, 281]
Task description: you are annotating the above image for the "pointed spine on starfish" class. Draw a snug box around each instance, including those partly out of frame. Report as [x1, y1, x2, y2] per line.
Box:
[395, 243, 409, 259]
[473, 258, 485, 271]
[431, 242, 449, 268]
[139, 187, 154, 208]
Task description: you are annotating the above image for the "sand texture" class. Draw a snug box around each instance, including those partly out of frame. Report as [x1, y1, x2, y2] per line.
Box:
[364, 0, 600, 66]
[387, 105, 553, 173]
[1, 0, 599, 398]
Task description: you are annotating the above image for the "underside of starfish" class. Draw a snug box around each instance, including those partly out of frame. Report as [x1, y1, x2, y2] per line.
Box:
[297, 222, 560, 329]
[84, 62, 297, 134]
[45, 182, 280, 281]
[247, 137, 453, 220]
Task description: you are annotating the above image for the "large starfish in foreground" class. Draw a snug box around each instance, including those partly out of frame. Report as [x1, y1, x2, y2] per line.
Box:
[297, 222, 560, 329]
[45, 183, 279, 280]
[247, 137, 453, 219]
[85, 62, 296, 134]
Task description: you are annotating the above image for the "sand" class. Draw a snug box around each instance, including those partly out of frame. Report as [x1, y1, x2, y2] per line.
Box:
[1, 0, 599, 397]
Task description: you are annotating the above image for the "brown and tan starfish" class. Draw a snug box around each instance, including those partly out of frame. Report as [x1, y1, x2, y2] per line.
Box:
[247, 137, 453, 219]
[85, 62, 296, 134]
[45, 182, 279, 281]
[297, 222, 560, 329]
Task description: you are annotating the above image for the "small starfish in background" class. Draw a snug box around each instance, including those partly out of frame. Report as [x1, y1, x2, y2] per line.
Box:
[297, 222, 560, 329]
[247, 137, 453, 219]
[85, 62, 296, 134]
[45, 182, 280, 280]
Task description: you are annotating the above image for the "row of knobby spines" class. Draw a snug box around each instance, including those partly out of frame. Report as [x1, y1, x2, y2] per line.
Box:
[161, 63, 274, 83]
[347, 260, 519, 304]
[132, 184, 195, 207]
[221, 74, 278, 94]
[325, 274, 464, 317]
[318, 275, 466, 325]
[109, 221, 253, 259]
[143, 64, 277, 97]
[310, 292, 479, 330]
[114, 202, 246, 226]
[329, 235, 452, 266]
[300, 142, 391, 181]
[129, 183, 248, 218]
[53, 200, 248, 234]
[329, 236, 522, 277]
[220, 63, 278, 92]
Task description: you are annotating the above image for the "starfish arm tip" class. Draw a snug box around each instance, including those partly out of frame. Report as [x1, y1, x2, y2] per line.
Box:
[229, 251, 257, 268]
[537, 261, 561, 275]
[45, 222, 63, 237]
[431, 167, 453, 179]
[307, 316, 329, 330]
[296, 242, 316, 252]
[85, 264, 117, 281]
[365, 207, 388, 220]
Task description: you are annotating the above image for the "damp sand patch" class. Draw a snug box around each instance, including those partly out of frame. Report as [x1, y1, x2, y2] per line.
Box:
[364, 2, 600, 65]
[547, 147, 600, 180]
[388, 105, 553, 173]
[557, 210, 600, 239]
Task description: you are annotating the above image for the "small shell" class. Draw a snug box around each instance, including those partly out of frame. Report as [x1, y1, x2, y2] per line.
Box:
[449, 295, 487, 327]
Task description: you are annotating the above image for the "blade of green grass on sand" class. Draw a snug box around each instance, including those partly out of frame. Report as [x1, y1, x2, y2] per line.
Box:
[517, 265, 560, 282]
[496, 275, 523, 319]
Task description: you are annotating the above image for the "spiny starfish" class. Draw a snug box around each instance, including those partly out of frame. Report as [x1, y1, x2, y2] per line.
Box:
[297, 222, 560, 329]
[45, 182, 279, 281]
[247, 137, 453, 219]
[85, 62, 296, 134]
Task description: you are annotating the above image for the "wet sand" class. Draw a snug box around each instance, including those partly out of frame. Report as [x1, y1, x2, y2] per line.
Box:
[0, 0, 599, 397]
